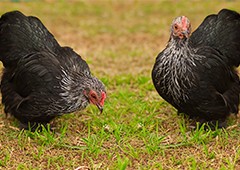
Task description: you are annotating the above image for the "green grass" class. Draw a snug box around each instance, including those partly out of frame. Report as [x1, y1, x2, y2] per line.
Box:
[0, 0, 240, 169]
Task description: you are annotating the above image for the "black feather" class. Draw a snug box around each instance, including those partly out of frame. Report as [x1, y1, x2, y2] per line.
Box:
[152, 9, 240, 128]
[0, 11, 106, 130]
[190, 9, 240, 66]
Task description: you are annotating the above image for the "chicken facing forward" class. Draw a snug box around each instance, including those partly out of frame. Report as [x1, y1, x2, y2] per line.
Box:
[152, 9, 240, 128]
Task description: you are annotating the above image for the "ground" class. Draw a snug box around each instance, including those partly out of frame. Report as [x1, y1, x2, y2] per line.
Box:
[0, 1, 240, 169]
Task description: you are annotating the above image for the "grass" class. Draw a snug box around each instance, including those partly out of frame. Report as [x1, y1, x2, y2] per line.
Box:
[0, 0, 240, 169]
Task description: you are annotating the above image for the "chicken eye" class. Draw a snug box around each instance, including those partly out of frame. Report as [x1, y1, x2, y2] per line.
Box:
[174, 24, 178, 30]
[91, 94, 97, 99]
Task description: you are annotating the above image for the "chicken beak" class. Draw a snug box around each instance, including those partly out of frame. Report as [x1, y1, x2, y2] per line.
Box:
[181, 30, 189, 38]
[96, 103, 103, 113]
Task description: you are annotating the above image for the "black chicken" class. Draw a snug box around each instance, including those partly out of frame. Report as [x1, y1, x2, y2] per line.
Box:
[152, 9, 240, 128]
[0, 11, 106, 129]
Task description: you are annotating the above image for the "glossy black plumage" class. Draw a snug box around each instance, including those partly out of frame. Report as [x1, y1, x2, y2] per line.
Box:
[0, 11, 106, 129]
[152, 9, 240, 127]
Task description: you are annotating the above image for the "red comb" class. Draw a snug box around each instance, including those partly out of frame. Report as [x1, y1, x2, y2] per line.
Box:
[181, 16, 188, 30]
[100, 91, 106, 106]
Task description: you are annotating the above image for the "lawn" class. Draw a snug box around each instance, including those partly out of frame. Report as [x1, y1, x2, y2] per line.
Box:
[0, 0, 240, 169]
